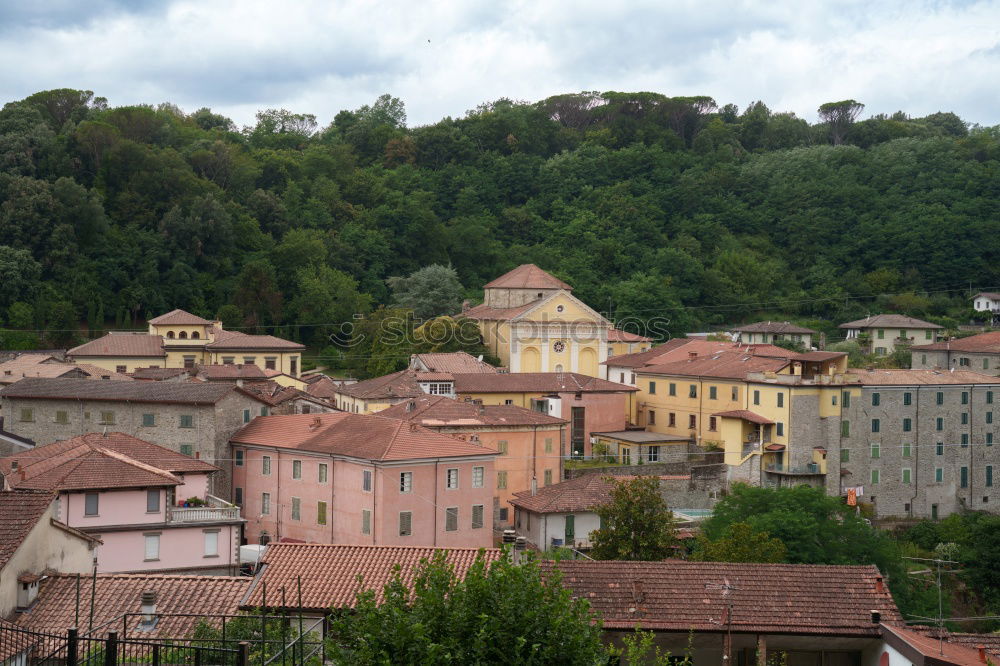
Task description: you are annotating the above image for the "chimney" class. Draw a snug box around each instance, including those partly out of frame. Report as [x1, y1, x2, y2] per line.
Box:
[978, 645, 987, 663]
[140, 590, 158, 626]
[874, 577, 885, 594]
[502, 529, 516, 545]
[514, 536, 527, 565]
[462, 300, 471, 313]
[309, 416, 322, 430]
[870, 610, 881, 624]
[688, 351, 698, 359]
[194, 451, 200, 459]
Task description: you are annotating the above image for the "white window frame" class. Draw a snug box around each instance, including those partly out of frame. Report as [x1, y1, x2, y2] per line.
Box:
[291, 497, 301, 521]
[319, 463, 329, 483]
[261, 492, 271, 515]
[472, 504, 484, 529]
[362, 469, 372, 492]
[446, 468, 459, 490]
[362, 509, 371, 535]
[204, 530, 219, 557]
[292, 460, 302, 480]
[400, 471, 413, 493]
[262, 456, 271, 476]
[144, 534, 160, 561]
[472, 466, 484, 488]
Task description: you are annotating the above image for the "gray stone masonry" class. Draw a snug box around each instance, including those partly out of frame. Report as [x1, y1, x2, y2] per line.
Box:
[0, 391, 266, 498]
[912, 349, 1000, 375]
[837, 384, 1000, 519]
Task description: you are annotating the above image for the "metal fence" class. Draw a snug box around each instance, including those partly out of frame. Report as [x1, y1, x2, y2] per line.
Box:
[0, 614, 324, 666]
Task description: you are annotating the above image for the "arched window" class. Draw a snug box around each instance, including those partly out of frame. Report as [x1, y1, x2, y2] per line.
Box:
[179, 331, 188, 339]
[166, 331, 175, 339]
[191, 331, 200, 339]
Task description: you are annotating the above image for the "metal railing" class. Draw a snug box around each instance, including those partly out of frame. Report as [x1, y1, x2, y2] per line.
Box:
[765, 463, 824, 475]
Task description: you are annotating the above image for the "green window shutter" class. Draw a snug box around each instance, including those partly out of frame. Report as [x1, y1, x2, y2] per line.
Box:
[565, 515, 575, 540]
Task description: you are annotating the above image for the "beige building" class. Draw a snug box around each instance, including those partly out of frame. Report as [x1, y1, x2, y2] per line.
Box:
[733, 321, 817, 348]
[67, 309, 305, 377]
[0, 489, 98, 616]
[462, 265, 610, 377]
[839, 314, 943, 355]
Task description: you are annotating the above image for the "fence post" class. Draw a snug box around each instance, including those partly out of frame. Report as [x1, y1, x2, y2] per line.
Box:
[105, 631, 118, 666]
[237, 641, 249, 666]
[67, 627, 79, 666]
[152, 643, 160, 666]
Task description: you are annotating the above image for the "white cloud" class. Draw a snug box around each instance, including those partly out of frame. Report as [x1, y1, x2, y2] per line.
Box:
[0, 0, 997, 128]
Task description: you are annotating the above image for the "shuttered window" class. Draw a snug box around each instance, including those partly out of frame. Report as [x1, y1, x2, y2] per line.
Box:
[362, 509, 371, 534]
[399, 511, 412, 536]
[317, 501, 327, 525]
[445, 507, 458, 531]
[472, 505, 484, 529]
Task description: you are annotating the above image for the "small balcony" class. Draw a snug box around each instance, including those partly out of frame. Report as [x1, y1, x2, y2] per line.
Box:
[169, 495, 241, 523]
[765, 463, 825, 475]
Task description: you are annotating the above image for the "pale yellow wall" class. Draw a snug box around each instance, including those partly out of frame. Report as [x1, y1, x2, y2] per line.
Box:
[458, 391, 540, 409]
[333, 393, 393, 414]
[866, 327, 936, 353]
[608, 341, 651, 357]
[165, 349, 210, 368]
[635, 373, 745, 444]
[0, 502, 94, 616]
[266, 373, 308, 390]
[68, 357, 166, 373]
[206, 352, 302, 377]
[151, 324, 211, 340]
[521, 346, 541, 372]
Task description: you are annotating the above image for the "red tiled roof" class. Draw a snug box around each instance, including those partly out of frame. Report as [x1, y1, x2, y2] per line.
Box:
[452, 372, 636, 394]
[241, 543, 503, 611]
[205, 333, 304, 350]
[510, 474, 615, 513]
[0, 489, 54, 572]
[911, 330, 1000, 353]
[74, 364, 133, 381]
[484, 264, 572, 290]
[734, 321, 817, 334]
[0, 377, 268, 405]
[68, 333, 166, 358]
[1, 433, 217, 492]
[333, 370, 426, 400]
[545, 560, 901, 635]
[794, 351, 847, 361]
[379, 395, 566, 427]
[640, 351, 791, 380]
[411, 352, 498, 374]
[16, 574, 250, 639]
[602, 338, 696, 368]
[305, 375, 339, 399]
[712, 409, 775, 425]
[461, 301, 536, 321]
[0, 432, 219, 490]
[881, 624, 989, 665]
[607, 329, 653, 343]
[148, 309, 213, 326]
[839, 314, 944, 329]
[848, 369, 1000, 385]
[230, 413, 497, 461]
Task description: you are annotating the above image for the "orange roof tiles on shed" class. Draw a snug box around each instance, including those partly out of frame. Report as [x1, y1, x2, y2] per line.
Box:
[148, 309, 214, 326]
[510, 474, 632, 514]
[545, 560, 901, 635]
[0, 489, 55, 572]
[484, 264, 572, 290]
[241, 543, 502, 611]
[230, 413, 497, 461]
[16, 573, 250, 639]
[68, 332, 167, 358]
[379, 395, 566, 427]
[880, 623, 992, 665]
[712, 409, 776, 425]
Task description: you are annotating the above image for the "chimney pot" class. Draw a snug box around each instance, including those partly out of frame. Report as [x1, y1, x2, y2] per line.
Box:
[514, 536, 527, 551]
[870, 610, 881, 624]
[875, 577, 885, 594]
[502, 529, 516, 545]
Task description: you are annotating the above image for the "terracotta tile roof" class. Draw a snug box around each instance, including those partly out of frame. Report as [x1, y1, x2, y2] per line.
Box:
[197, 364, 269, 380]
[411, 352, 498, 374]
[68, 333, 167, 358]
[0, 489, 54, 572]
[607, 329, 653, 343]
[484, 264, 572, 290]
[0, 377, 267, 405]
[848, 368, 1000, 385]
[1, 432, 217, 493]
[794, 351, 847, 361]
[378, 395, 566, 427]
[544, 560, 900, 635]
[461, 301, 537, 321]
[74, 364, 133, 381]
[230, 413, 497, 461]
[602, 338, 696, 368]
[911, 330, 1000, 353]
[242, 543, 502, 611]
[16, 574, 250, 639]
[510, 474, 615, 513]
[839, 314, 944, 329]
[974, 292, 1000, 300]
[947, 631, 1000, 662]
[712, 409, 775, 425]
[333, 370, 426, 400]
[148, 309, 213, 326]
[880, 624, 990, 665]
[204, 333, 304, 350]
[305, 375, 339, 399]
[734, 321, 817, 334]
[639, 351, 791, 380]
[452, 372, 636, 394]
[131, 367, 191, 380]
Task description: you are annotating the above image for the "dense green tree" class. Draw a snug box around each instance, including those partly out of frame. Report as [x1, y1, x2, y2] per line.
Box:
[691, 522, 787, 563]
[0, 246, 41, 308]
[327, 550, 608, 665]
[590, 476, 679, 561]
[387, 264, 464, 320]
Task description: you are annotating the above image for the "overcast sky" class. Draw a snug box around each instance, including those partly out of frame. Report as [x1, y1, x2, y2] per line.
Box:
[2, 0, 998, 129]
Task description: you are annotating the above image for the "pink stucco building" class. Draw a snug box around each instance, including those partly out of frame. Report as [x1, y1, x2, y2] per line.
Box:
[230, 413, 497, 549]
[0, 433, 242, 574]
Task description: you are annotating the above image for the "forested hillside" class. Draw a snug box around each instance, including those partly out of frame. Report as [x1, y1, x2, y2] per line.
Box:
[1, 89, 998, 356]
